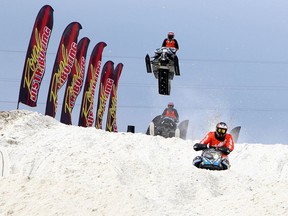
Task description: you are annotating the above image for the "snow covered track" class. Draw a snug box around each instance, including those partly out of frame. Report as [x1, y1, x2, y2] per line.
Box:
[0, 110, 287, 216]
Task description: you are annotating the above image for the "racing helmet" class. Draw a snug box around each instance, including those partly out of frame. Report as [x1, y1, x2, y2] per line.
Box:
[215, 122, 228, 137]
[168, 102, 174, 108]
[168, 31, 174, 39]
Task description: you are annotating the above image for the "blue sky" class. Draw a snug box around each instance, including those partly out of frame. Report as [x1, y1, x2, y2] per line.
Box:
[1, 0, 288, 144]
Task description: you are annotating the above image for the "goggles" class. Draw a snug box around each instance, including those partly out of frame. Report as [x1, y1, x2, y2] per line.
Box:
[217, 128, 227, 134]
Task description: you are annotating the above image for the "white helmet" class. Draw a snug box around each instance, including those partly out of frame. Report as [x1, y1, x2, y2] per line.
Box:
[168, 102, 174, 108]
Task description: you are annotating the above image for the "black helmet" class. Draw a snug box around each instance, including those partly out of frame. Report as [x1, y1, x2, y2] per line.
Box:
[168, 31, 174, 40]
[215, 122, 228, 137]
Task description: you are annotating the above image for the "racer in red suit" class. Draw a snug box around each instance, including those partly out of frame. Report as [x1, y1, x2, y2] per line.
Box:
[162, 31, 179, 51]
[161, 102, 179, 123]
[193, 122, 235, 170]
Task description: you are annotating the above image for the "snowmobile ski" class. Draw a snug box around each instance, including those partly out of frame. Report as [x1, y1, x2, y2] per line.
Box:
[145, 54, 152, 73]
[174, 55, 180, 76]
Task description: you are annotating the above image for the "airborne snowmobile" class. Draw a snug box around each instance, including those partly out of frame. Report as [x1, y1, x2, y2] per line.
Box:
[145, 47, 180, 95]
[146, 115, 189, 139]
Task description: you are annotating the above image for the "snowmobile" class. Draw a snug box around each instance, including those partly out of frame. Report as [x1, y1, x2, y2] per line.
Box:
[193, 143, 232, 171]
[146, 115, 189, 139]
[193, 147, 229, 171]
[145, 47, 180, 95]
[192, 126, 241, 171]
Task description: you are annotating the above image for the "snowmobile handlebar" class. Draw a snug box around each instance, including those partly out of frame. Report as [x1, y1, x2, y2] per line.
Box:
[155, 47, 177, 54]
[161, 116, 178, 123]
[193, 143, 208, 151]
[218, 147, 231, 155]
[209, 146, 231, 155]
[193, 143, 230, 155]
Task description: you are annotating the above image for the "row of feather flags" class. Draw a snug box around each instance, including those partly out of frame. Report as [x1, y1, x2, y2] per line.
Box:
[17, 5, 123, 132]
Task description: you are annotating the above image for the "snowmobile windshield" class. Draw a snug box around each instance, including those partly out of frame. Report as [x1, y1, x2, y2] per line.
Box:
[202, 149, 222, 160]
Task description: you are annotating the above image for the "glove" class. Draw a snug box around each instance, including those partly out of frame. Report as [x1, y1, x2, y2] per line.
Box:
[218, 147, 231, 155]
[193, 143, 208, 151]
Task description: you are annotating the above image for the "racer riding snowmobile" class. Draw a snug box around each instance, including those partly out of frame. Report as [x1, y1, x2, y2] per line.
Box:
[161, 31, 179, 52]
[145, 32, 180, 95]
[146, 102, 189, 139]
[161, 102, 179, 123]
[192, 122, 235, 170]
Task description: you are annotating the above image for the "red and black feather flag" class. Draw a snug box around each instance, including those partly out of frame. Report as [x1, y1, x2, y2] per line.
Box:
[106, 63, 123, 132]
[45, 22, 82, 118]
[18, 5, 53, 108]
[95, 60, 114, 129]
[60, 37, 90, 125]
[78, 42, 107, 127]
